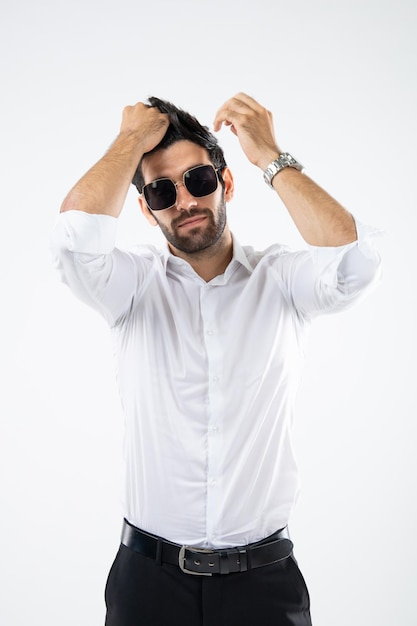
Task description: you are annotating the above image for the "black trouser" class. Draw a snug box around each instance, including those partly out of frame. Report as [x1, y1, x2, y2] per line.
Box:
[104, 538, 312, 626]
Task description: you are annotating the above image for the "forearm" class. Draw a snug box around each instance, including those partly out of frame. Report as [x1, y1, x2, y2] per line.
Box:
[213, 94, 359, 247]
[60, 131, 145, 217]
[271, 166, 357, 247]
[60, 102, 169, 217]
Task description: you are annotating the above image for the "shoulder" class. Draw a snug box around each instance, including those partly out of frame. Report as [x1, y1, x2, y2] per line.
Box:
[240, 243, 306, 269]
[125, 243, 166, 267]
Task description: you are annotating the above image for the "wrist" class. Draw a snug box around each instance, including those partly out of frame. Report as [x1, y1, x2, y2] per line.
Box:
[110, 130, 147, 163]
[258, 151, 281, 172]
[254, 141, 281, 170]
[263, 153, 304, 188]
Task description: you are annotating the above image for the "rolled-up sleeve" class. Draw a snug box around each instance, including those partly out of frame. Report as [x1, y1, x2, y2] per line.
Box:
[287, 219, 382, 319]
[52, 210, 118, 254]
[50, 211, 144, 326]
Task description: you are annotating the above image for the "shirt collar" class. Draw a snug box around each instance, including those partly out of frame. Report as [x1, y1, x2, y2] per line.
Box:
[162, 234, 254, 277]
[230, 234, 254, 274]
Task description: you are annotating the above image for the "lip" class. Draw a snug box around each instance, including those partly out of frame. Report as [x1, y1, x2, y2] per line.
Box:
[177, 216, 207, 229]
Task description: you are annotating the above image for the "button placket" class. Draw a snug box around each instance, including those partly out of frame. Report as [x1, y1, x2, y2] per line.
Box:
[199, 284, 224, 543]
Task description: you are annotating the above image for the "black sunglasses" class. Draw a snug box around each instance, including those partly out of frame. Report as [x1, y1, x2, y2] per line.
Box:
[142, 164, 220, 211]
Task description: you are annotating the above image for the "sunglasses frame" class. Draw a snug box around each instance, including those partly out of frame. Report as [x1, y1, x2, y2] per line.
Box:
[141, 164, 221, 211]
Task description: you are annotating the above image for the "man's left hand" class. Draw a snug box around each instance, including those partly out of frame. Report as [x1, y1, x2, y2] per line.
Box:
[213, 93, 280, 171]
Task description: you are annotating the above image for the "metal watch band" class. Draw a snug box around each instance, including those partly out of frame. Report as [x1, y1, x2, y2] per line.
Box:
[263, 153, 304, 188]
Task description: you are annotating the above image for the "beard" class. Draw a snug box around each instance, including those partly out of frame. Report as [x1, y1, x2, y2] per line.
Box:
[154, 198, 227, 255]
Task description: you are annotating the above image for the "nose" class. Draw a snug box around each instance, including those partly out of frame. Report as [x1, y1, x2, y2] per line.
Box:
[173, 181, 198, 211]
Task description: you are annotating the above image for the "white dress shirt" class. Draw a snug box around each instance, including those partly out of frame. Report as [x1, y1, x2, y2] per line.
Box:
[51, 211, 381, 548]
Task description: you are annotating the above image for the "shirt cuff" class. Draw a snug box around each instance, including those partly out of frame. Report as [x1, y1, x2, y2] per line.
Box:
[53, 210, 118, 254]
[306, 219, 383, 288]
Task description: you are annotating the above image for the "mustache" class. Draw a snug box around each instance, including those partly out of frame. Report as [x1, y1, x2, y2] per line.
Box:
[172, 208, 213, 228]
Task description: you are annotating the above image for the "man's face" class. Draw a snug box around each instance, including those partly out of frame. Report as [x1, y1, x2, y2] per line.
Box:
[139, 140, 234, 255]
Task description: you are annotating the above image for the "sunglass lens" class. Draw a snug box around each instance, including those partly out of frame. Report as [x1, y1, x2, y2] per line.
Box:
[185, 165, 218, 197]
[144, 179, 176, 211]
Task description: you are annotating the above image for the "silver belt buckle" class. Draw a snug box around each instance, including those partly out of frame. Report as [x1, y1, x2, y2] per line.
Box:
[178, 545, 215, 576]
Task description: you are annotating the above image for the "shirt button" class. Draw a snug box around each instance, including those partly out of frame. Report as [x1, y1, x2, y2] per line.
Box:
[207, 330, 214, 336]
[209, 425, 219, 434]
[213, 376, 219, 383]
[209, 478, 217, 487]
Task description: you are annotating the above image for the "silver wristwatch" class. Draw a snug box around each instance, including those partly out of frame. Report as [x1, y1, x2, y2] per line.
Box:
[263, 153, 304, 188]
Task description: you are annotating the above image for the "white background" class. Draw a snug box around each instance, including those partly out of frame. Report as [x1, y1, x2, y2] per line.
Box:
[1, 0, 415, 624]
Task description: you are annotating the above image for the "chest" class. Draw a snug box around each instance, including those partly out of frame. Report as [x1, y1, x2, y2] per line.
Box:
[115, 269, 305, 385]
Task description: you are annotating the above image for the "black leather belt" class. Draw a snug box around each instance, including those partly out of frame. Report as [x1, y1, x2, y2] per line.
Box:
[121, 519, 294, 576]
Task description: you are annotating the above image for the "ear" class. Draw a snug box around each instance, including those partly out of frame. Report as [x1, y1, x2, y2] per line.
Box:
[221, 167, 234, 202]
[138, 196, 158, 226]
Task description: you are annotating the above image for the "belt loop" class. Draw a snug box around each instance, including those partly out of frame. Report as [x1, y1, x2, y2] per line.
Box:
[238, 548, 248, 572]
[246, 547, 253, 570]
[155, 538, 163, 566]
[220, 550, 230, 575]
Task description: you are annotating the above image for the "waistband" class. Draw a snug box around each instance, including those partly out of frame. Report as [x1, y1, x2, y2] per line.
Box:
[121, 519, 294, 576]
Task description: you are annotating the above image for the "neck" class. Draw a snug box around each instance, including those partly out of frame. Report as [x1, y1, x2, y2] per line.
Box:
[169, 228, 233, 282]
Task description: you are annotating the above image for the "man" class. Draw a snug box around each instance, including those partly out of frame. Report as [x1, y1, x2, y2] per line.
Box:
[51, 93, 381, 625]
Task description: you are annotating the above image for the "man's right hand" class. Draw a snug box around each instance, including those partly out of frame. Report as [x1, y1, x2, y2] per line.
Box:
[120, 102, 169, 155]
[60, 101, 170, 217]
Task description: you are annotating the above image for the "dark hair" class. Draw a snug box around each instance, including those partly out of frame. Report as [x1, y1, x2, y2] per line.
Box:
[132, 96, 227, 192]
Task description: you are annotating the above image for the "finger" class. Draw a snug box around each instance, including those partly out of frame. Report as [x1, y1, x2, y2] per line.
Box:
[213, 109, 244, 132]
[213, 102, 249, 132]
[213, 93, 263, 131]
[231, 92, 264, 111]
[214, 97, 253, 121]
[217, 93, 262, 118]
